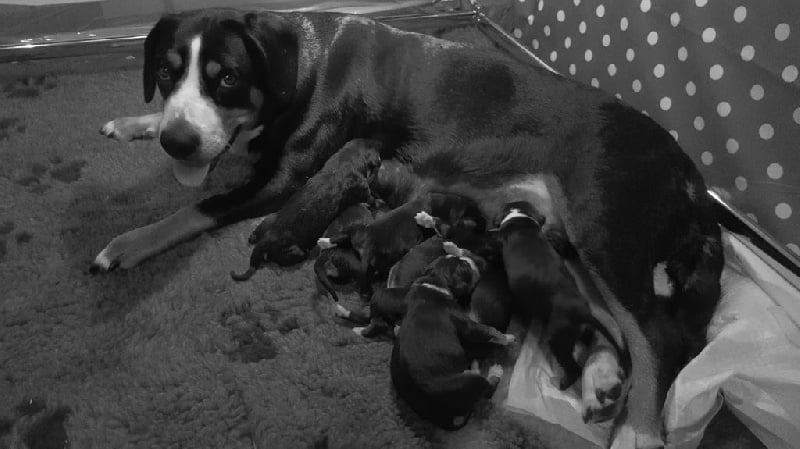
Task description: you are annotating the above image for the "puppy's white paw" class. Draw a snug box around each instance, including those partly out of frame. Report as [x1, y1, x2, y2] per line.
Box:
[352, 327, 365, 336]
[317, 237, 336, 250]
[393, 325, 401, 337]
[487, 364, 504, 383]
[504, 334, 517, 345]
[414, 211, 436, 228]
[99, 117, 158, 141]
[333, 303, 351, 318]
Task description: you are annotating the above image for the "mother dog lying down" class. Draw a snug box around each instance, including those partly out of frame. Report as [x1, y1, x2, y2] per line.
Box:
[95, 8, 723, 448]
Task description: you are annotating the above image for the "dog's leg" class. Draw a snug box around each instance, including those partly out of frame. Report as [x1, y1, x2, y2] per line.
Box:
[100, 113, 162, 141]
[452, 313, 516, 346]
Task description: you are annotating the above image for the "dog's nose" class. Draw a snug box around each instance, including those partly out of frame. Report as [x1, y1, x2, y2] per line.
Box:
[160, 118, 200, 160]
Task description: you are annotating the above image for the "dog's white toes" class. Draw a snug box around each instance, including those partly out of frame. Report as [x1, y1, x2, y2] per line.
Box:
[414, 211, 435, 228]
[352, 327, 365, 336]
[333, 303, 351, 318]
[317, 237, 336, 250]
[487, 364, 504, 382]
[89, 249, 116, 273]
[100, 121, 118, 138]
[504, 333, 517, 344]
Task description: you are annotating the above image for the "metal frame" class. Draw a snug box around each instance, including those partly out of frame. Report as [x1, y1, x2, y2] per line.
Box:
[2, 0, 797, 277]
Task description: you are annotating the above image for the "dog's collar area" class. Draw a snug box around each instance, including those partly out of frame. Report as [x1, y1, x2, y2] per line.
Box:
[209, 125, 243, 172]
[499, 208, 541, 228]
[418, 282, 453, 298]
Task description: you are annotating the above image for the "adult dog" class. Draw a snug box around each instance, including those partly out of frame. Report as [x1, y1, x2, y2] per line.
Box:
[95, 8, 723, 448]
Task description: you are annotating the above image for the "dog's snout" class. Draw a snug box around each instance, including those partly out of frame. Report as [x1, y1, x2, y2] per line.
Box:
[160, 119, 200, 159]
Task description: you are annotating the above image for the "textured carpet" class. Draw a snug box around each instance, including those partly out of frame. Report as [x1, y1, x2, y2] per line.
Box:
[0, 22, 763, 449]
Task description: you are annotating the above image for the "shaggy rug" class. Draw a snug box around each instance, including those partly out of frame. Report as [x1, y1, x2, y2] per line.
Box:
[0, 20, 762, 449]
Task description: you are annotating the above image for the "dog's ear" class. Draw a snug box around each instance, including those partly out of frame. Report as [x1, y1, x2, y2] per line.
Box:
[143, 15, 178, 103]
[222, 13, 298, 110]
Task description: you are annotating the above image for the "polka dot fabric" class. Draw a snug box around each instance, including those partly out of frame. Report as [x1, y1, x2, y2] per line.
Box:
[496, 0, 800, 256]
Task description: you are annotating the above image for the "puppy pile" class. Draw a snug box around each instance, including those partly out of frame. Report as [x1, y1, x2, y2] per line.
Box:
[299, 159, 630, 430]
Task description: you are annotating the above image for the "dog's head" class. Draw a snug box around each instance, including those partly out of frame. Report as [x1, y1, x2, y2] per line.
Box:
[143, 10, 298, 186]
[424, 242, 485, 303]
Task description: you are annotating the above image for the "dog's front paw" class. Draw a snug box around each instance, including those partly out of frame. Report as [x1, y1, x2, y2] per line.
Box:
[89, 227, 154, 273]
[99, 116, 158, 141]
[317, 238, 336, 250]
[504, 333, 517, 345]
[333, 303, 351, 319]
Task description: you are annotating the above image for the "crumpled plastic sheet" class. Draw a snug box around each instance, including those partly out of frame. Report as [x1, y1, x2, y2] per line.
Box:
[502, 231, 800, 449]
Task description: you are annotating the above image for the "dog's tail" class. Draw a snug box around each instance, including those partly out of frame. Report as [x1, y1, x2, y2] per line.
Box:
[314, 252, 341, 303]
[230, 247, 264, 282]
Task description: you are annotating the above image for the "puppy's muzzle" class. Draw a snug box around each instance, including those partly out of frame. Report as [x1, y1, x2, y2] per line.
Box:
[159, 117, 201, 160]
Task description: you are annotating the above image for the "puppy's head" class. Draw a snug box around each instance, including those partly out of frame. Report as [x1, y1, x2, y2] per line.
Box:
[427, 192, 486, 239]
[143, 10, 298, 186]
[425, 243, 485, 302]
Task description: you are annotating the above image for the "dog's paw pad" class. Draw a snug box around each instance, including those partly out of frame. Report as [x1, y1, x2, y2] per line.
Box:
[317, 238, 336, 250]
[414, 211, 435, 228]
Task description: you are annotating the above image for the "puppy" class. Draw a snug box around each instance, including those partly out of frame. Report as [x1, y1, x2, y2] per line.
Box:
[491, 201, 628, 421]
[390, 246, 514, 430]
[313, 203, 376, 308]
[318, 191, 481, 300]
[231, 138, 382, 279]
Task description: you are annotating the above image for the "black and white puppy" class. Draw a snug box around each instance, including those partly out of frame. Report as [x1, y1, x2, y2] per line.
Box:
[390, 245, 514, 430]
[491, 202, 628, 421]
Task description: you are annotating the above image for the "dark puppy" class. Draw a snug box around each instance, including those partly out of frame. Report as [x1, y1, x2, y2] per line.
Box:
[491, 202, 628, 421]
[231, 138, 382, 279]
[390, 249, 514, 430]
[312, 203, 375, 307]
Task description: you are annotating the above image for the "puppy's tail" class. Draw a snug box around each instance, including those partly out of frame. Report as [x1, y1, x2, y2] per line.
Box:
[230, 245, 266, 282]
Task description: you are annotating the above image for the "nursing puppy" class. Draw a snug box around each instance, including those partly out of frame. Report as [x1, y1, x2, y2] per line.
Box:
[390, 247, 514, 430]
[491, 202, 628, 420]
[313, 203, 375, 307]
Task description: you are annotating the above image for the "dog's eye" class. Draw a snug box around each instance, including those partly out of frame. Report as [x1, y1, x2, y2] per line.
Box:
[157, 64, 171, 81]
[220, 72, 238, 88]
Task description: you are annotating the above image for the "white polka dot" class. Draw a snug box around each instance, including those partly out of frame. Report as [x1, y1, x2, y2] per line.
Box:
[787, 243, 800, 256]
[734, 6, 747, 23]
[641, 0, 651, 13]
[574, 0, 581, 6]
[678, 47, 688, 61]
[759, 123, 774, 140]
[793, 107, 800, 124]
[569, 63, 576, 75]
[544, 25, 551, 36]
[735, 176, 748, 191]
[632, 79, 642, 92]
[557, 10, 565, 22]
[775, 203, 792, 219]
[669, 130, 679, 140]
[620, 17, 629, 31]
[694, 116, 705, 130]
[782, 65, 798, 83]
[626, 48, 635, 61]
[564, 37, 572, 48]
[615, 93, 623, 100]
[596, 5, 605, 17]
[695, 0, 707, 6]
[775, 23, 791, 41]
[538, 0, 544, 11]
[653, 64, 665, 78]
[550, 50, 558, 62]
[579, 21, 587, 34]
[709, 64, 724, 80]
[527, 14, 535, 25]
[702, 28, 716, 43]
[591, 78, 599, 87]
[726, 138, 739, 154]
[686, 81, 697, 96]
[608, 64, 617, 76]
[585, 49, 593, 62]
[670, 12, 681, 27]
[532, 39, 540, 50]
[750, 84, 764, 100]
[767, 162, 784, 179]
[717, 101, 731, 117]
[513, 28, 523, 39]
[602, 34, 611, 47]
[701, 151, 713, 165]
[647, 31, 659, 45]
[740, 45, 755, 61]
[660, 97, 672, 110]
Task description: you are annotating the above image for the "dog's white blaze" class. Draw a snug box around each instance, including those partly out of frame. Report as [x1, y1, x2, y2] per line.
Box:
[652, 262, 674, 297]
[160, 35, 226, 159]
[418, 282, 452, 298]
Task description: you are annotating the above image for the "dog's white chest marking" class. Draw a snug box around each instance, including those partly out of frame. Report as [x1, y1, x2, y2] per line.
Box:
[652, 262, 674, 298]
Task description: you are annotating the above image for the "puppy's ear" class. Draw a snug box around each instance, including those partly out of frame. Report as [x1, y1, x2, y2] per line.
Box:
[143, 15, 179, 103]
[222, 13, 298, 110]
